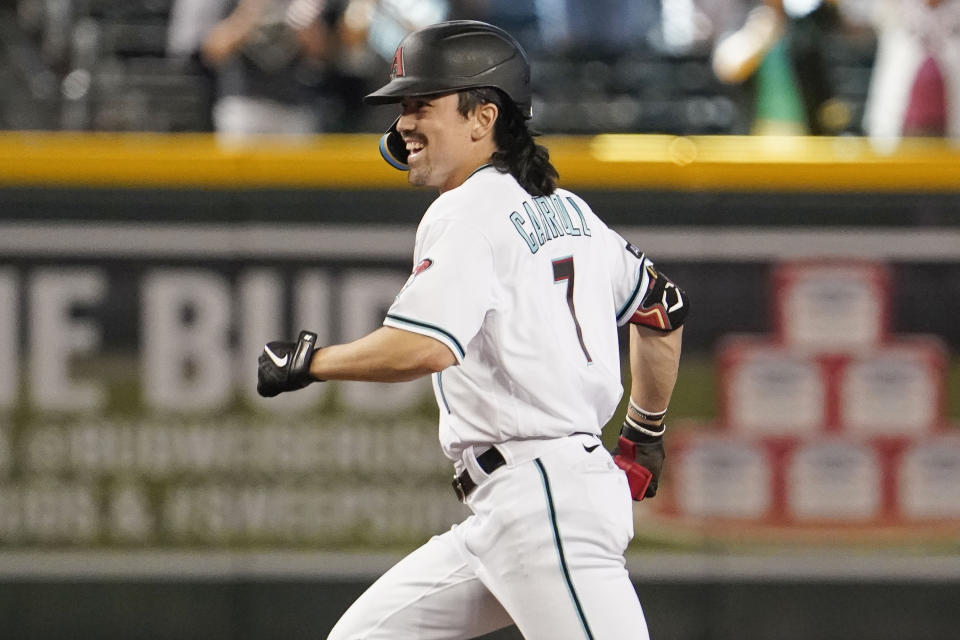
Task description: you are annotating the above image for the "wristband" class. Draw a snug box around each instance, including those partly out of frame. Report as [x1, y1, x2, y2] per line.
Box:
[622, 414, 665, 440]
[628, 398, 667, 423]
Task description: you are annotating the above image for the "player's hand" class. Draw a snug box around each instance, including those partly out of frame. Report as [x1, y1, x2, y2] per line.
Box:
[257, 330, 320, 397]
[612, 428, 665, 501]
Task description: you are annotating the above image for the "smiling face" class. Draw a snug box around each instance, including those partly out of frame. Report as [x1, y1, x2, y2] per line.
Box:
[396, 92, 498, 193]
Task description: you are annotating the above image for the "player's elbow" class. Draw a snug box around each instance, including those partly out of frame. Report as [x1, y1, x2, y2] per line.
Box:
[386, 350, 453, 381]
[416, 343, 457, 374]
[378, 327, 457, 378]
[401, 331, 457, 373]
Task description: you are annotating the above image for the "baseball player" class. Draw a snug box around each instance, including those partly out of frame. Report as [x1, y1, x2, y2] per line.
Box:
[257, 20, 688, 640]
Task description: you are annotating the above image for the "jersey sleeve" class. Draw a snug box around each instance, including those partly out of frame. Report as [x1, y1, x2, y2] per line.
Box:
[384, 218, 495, 364]
[604, 228, 655, 327]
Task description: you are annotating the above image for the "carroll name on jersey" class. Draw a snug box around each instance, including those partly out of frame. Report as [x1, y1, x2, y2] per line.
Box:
[509, 194, 592, 254]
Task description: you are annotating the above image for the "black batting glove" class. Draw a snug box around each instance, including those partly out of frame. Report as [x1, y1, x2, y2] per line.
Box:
[613, 425, 665, 500]
[257, 330, 320, 398]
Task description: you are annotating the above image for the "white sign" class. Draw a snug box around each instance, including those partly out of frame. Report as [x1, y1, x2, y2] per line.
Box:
[727, 347, 825, 435]
[787, 440, 882, 521]
[840, 348, 940, 436]
[900, 439, 960, 519]
[0, 266, 430, 413]
[779, 265, 886, 353]
[676, 438, 772, 519]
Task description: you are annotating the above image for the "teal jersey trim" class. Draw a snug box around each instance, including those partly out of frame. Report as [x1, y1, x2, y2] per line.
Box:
[385, 313, 466, 359]
[616, 264, 647, 324]
[534, 458, 595, 640]
[435, 371, 451, 414]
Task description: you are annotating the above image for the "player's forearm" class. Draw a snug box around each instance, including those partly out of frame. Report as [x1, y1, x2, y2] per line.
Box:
[309, 326, 456, 383]
[627, 325, 683, 423]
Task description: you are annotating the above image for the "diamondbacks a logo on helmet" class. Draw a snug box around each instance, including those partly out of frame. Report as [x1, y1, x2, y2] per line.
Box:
[390, 46, 405, 79]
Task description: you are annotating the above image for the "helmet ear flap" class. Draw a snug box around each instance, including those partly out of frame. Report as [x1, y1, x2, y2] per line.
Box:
[379, 117, 409, 171]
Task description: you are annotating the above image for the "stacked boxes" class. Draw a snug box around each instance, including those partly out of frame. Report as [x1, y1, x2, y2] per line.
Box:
[660, 262, 958, 527]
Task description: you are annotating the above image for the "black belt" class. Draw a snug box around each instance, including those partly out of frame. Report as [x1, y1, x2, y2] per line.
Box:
[452, 447, 506, 501]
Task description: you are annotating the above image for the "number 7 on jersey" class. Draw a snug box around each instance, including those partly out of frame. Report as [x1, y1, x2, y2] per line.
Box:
[552, 257, 592, 363]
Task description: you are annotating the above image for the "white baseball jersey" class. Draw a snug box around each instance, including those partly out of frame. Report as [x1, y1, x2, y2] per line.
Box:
[384, 164, 654, 461]
[334, 164, 654, 640]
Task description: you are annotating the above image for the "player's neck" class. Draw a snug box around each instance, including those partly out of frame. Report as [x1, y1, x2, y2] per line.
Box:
[439, 132, 497, 193]
[438, 148, 497, 194]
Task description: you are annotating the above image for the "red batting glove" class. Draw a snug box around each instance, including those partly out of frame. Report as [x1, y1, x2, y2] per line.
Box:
[613, 437, 655, 501]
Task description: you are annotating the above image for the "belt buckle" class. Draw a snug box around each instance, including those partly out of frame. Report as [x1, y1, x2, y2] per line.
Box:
[452, 474, 467, 502]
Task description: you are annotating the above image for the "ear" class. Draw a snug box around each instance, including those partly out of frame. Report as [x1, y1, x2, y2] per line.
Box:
[471, 102, 499, 141]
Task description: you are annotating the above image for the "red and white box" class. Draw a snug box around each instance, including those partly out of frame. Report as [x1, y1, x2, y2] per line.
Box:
[665, 431, 778, 520]
[837, 337, 947, 437]
[772, 261, 891, 354]
[718, 337, 829, 436]
[898, 435, 960, 520]
[785, 438, 888, 522]
[662, 432, 911, 526]
[718, 336, 946, 437]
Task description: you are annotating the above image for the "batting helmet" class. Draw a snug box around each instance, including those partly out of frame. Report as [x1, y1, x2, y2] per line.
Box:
[364, 20, 532, 117]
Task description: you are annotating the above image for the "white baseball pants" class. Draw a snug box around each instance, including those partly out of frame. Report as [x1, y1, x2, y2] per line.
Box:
[327, 434, 650, 640]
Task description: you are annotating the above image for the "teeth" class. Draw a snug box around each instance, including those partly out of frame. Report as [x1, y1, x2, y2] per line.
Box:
[406, 141, 424, 153]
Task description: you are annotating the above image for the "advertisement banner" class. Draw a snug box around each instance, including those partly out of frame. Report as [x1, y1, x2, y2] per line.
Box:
[2, 220, 959, 551]
[0, 224, 476, 549]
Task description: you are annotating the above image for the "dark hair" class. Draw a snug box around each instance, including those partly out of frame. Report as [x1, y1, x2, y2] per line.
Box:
[458, 88, 558, 197]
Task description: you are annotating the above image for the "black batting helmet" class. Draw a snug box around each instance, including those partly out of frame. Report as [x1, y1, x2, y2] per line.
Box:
[364, 20, 532, 119]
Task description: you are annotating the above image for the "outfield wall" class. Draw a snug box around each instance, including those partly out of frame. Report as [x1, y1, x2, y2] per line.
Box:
[0, 133, 958, 638]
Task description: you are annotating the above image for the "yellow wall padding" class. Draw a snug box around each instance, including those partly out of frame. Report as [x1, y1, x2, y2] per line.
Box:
[1, 132, 958, 192]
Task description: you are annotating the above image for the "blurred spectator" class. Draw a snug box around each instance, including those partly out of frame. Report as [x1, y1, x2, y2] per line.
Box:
[696, 0, 752, 44]
[340, 0, 448, 61]
[712, 0, 842, 135]
[536, 0, 655, 55]
[330, 0, 449, 130]
[654, 0, 715, 54]
[451, 0, 658, 56]
[449, 0, 539, 52]
[167, 0, 342, 144]
[848, 0, 960, 150]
